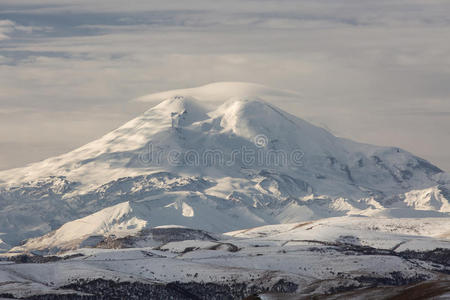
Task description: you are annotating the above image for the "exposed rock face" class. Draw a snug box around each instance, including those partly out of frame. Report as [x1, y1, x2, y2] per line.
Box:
[33, 279, 298, 300]
[150, 227, 219, 243]
[95, 227, 220, 250]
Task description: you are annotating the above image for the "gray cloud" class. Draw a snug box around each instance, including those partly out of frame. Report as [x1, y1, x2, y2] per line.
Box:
[0, 0, 449, 171]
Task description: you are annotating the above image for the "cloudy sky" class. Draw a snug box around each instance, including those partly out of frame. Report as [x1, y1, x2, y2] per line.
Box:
[0, 0, 449, 171]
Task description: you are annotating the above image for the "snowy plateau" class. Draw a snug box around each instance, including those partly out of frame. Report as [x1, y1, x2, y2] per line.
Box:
[0, 82, 449, 299]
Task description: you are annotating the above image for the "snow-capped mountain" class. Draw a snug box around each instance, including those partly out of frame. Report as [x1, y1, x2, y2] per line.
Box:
[0, 82, 449, 246]
[1, 82, 450, 299]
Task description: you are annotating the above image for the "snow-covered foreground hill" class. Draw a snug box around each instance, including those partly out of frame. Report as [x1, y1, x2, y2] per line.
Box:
[1, 218, 449, 299]
[0, 82, 449, 298]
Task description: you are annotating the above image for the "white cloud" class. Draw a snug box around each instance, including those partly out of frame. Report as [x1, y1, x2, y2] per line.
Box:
[0, 19, 51, 40]
[0, 19, 16, 40]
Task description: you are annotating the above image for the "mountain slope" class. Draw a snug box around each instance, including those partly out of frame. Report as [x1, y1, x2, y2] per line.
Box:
[10, 201, 150, 253]
[1, 219, 449, 299]
[0, 82, 448, 246]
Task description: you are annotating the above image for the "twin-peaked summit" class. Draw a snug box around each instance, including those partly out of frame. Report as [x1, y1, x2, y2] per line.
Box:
[0, 83, 441, 189]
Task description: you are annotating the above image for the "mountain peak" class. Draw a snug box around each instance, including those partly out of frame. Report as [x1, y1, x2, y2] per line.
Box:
[152, 95, 201, 112]
[210, 98, 296, 140]
[150, 95, 209, 126]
